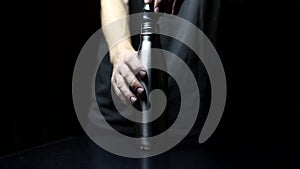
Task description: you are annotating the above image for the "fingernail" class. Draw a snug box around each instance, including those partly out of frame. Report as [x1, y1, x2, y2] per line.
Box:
[154, 7, 159, 13]
[136, 87, 144, 94]
[139, 70, 146, 77]
[130, 96, 137, 103]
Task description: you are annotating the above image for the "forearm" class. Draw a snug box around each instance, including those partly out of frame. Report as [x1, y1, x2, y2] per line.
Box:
[100, 0, 135, 64]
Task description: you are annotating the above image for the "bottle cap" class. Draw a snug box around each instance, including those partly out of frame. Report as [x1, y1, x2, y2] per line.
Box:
[142, 4, 160, 34]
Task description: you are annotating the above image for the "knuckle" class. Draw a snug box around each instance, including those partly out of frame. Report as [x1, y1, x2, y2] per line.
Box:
[116, 91, 122, 98]
[116, 81, 122, 88]
[120, 70, 129, 78]
[124, 56, 132, 64]
[137, 65, 145, 72]
[125, 93, 132, 99]
[132, 64, 144, 74]
[129, 77, 139, 87]
[120, 84, 130, 94]
[134, 68, 144, 75]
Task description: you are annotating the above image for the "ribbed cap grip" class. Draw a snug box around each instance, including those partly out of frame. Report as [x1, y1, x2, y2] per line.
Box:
[141, 4, 160, 34]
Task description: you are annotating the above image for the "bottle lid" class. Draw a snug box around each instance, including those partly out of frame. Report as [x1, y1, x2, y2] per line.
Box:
[142, 4, 160, 34]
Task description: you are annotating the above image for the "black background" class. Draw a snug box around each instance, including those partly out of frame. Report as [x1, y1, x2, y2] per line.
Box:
[1, 0, 299, 156]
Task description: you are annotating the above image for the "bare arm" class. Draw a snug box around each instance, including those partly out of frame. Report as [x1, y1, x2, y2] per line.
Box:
[101, 0, 134, 64]
[100, 0, 183, 105]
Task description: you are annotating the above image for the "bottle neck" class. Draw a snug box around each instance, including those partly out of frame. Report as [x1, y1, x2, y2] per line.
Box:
[140, 5, 161, 48]
[139, 33, 161, 49]
[141, 21, 159, 35]
[141, 4, 160, 35]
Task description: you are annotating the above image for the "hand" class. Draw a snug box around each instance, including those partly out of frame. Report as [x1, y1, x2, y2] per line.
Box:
[144, 0, 184, 15]
[111, 49, 147, 105]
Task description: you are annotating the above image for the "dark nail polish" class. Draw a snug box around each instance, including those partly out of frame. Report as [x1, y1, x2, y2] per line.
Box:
[136, 87, 144, 94]
[139, 70, 146, 77]
[130, 96, 137, 103]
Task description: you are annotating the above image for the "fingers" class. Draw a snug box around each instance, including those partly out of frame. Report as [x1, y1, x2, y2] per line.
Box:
[154, 0, 162, 13]
[124, 54, 146, 76]
[144, 0, 161, 13]
[172, 0, 183, 15]
[153, 0, 173, 13]
[118, 64, 144, 95]
[111, 51, 147, 105]
[111, 73, 127, 104]
[115, 73, 137, 104]
[144, 0, 182, 14]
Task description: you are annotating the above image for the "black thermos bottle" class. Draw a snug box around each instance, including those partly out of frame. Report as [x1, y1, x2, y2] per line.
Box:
[134, 4, 168, 150]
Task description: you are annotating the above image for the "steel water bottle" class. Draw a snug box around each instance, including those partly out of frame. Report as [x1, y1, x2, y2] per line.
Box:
[134, 4, 168, 150]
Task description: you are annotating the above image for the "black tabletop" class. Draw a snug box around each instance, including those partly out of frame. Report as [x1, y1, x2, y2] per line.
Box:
[0, 136, 298, 169]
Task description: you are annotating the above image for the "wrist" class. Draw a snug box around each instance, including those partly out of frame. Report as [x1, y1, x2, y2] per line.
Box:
[109, 43, 135, 65]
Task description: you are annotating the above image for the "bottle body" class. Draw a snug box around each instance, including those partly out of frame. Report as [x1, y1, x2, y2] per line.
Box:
[134, 33, 168, 149]
[133, 4, 168, 149]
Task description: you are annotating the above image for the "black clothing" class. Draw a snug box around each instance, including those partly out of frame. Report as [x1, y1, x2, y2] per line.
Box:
[95, 0, 221, 139]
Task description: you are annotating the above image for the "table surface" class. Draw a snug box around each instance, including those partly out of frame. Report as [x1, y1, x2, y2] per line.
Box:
[0, 136, 298, 169]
